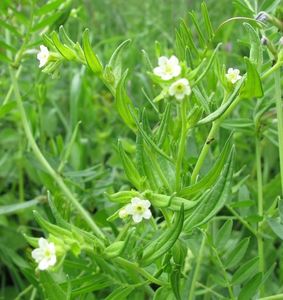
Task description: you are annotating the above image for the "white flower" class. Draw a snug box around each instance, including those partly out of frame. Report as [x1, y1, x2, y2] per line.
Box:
[37, 45, 50, 68]
[225, 68, 242, 84]
[123, 197, 152, 223]
[169, 78, 191, 100]
[153, 55, 181, 80]
[31, 238, 56, 270]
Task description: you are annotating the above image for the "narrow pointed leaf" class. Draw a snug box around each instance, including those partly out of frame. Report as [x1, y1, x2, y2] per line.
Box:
[82, 29, 103, 74]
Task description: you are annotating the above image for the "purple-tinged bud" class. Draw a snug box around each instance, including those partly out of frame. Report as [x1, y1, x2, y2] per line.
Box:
[261, 36, 268, 45]
[256, 11, 269, 22]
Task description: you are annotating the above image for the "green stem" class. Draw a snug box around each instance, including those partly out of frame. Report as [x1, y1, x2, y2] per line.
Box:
[188, 233, 206, 300]
[191, 121, 220, 184]
[213, 248, 235, 300]
[15, 285, 33, 300]
[191, 95, 242, 184]
[9, 67, 106, 241]
[226, 205, 257, 236]
[259, 294, 283, 300]
[175, 100, 187, 190]
[114, 257, 167, 286]
[261, 62, 282, 81]
[274, 69, 283, 196]
[256, 135, 265, 295]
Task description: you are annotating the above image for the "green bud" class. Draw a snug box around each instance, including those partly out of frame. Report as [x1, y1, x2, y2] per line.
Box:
[104, 241, 125, 258]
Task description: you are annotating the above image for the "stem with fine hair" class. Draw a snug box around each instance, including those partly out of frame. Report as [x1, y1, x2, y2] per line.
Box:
[9, 67, 106, 241]
[176, 99, 187, 190]
[256, 134, 265, 296]
[188, 233, 206, 300]
[274, 69, 283, 196]
[191, 95, 242, 184]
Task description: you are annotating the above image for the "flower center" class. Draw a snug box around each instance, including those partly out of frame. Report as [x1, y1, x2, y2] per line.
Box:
[164, 63, 173, 74]
[135, 205, 145, 214]
[44, 249, 52, 258]
[176, 84, 184, 92]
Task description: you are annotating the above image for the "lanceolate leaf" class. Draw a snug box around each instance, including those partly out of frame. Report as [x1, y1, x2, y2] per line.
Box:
[118, 141, 142, 189]
[51, 31, 75, 60]
[82, 29, 103, 74]
[214, 219, 233, 250]
[115, 70, 137, 131]
[243, 22, 263, 68]
[197, 77, 245, 125]
[141, 205, 184, 266]
[232, 257, 259, 285]
[184, 147, 235, 230]
[179, 135, 232, 198]
[224, 237, 250, 269]
[40, 272, 67, 300]
[238, 272, 262, 300]
[105, 286, 135, 300]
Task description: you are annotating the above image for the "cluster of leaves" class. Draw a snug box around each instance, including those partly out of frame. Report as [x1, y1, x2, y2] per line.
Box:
[0, 0, 283, 299]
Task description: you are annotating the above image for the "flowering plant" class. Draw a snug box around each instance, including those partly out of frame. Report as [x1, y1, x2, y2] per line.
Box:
[1, 1, 283, 299]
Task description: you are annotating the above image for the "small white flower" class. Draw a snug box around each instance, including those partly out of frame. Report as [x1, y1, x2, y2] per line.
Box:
[37, 45, 50, 68]
[169, 78, 191, 100]
[123, 197, 152, 223]
[31, 238, 56, 270]
[225, 68, 242, 84]
[153, 55, 181, 80]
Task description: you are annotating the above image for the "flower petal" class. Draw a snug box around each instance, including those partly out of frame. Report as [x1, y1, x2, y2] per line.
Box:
[143, 209, 152, 219]
[132, 214, 143, 223]
[38, 259, 50, 270]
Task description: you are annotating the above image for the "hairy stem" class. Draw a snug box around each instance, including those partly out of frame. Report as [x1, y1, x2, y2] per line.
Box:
[256, 135, 265, 295]
[188, 233, 206, 300]
[176, 100, 187, 190]
[274, 69, 283, 196]
[9, 67, 106, 241]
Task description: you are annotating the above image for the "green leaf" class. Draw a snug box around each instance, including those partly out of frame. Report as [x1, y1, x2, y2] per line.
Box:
[155, 103, 171, 147]
[232, 257, 259, 285]
[105, 286, 135, 300]
[153, 287, 175, 300]
[179, 135, 232, 198]
[0, 19, 21, 37]
[0, 199, 40, 215]
[105, 39, 131, 88]
[32, 11, 62, 32]
[240, 57, 263, 99]
[40, 272, 67, 300]
[36, 0, 64, 16]
[243, 22, 263, 68]
[118, 141, 142, 189]
[132, 110, 172, 162]
[141, 205, 184, 266]
[238, 272, 262, 300]
[193, 43, 221, 86]
[71, 274, 113, 296]
[215, 219, 233, 250]
[224, 237, 250, 269]
[170, 266, 181, 300]
[51, 31, 75, 60]
[146, 192, 199, 211]
[104, 241, 125, 258]
[82, 29, 103, 74]
[201, 2, 214, 41]
[267, 218, 283, 240]
[33, 210, 73, 239]
[197, 77, 245, 125]
[184, 147, 235, 230]
[115, 70, 137, 131]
